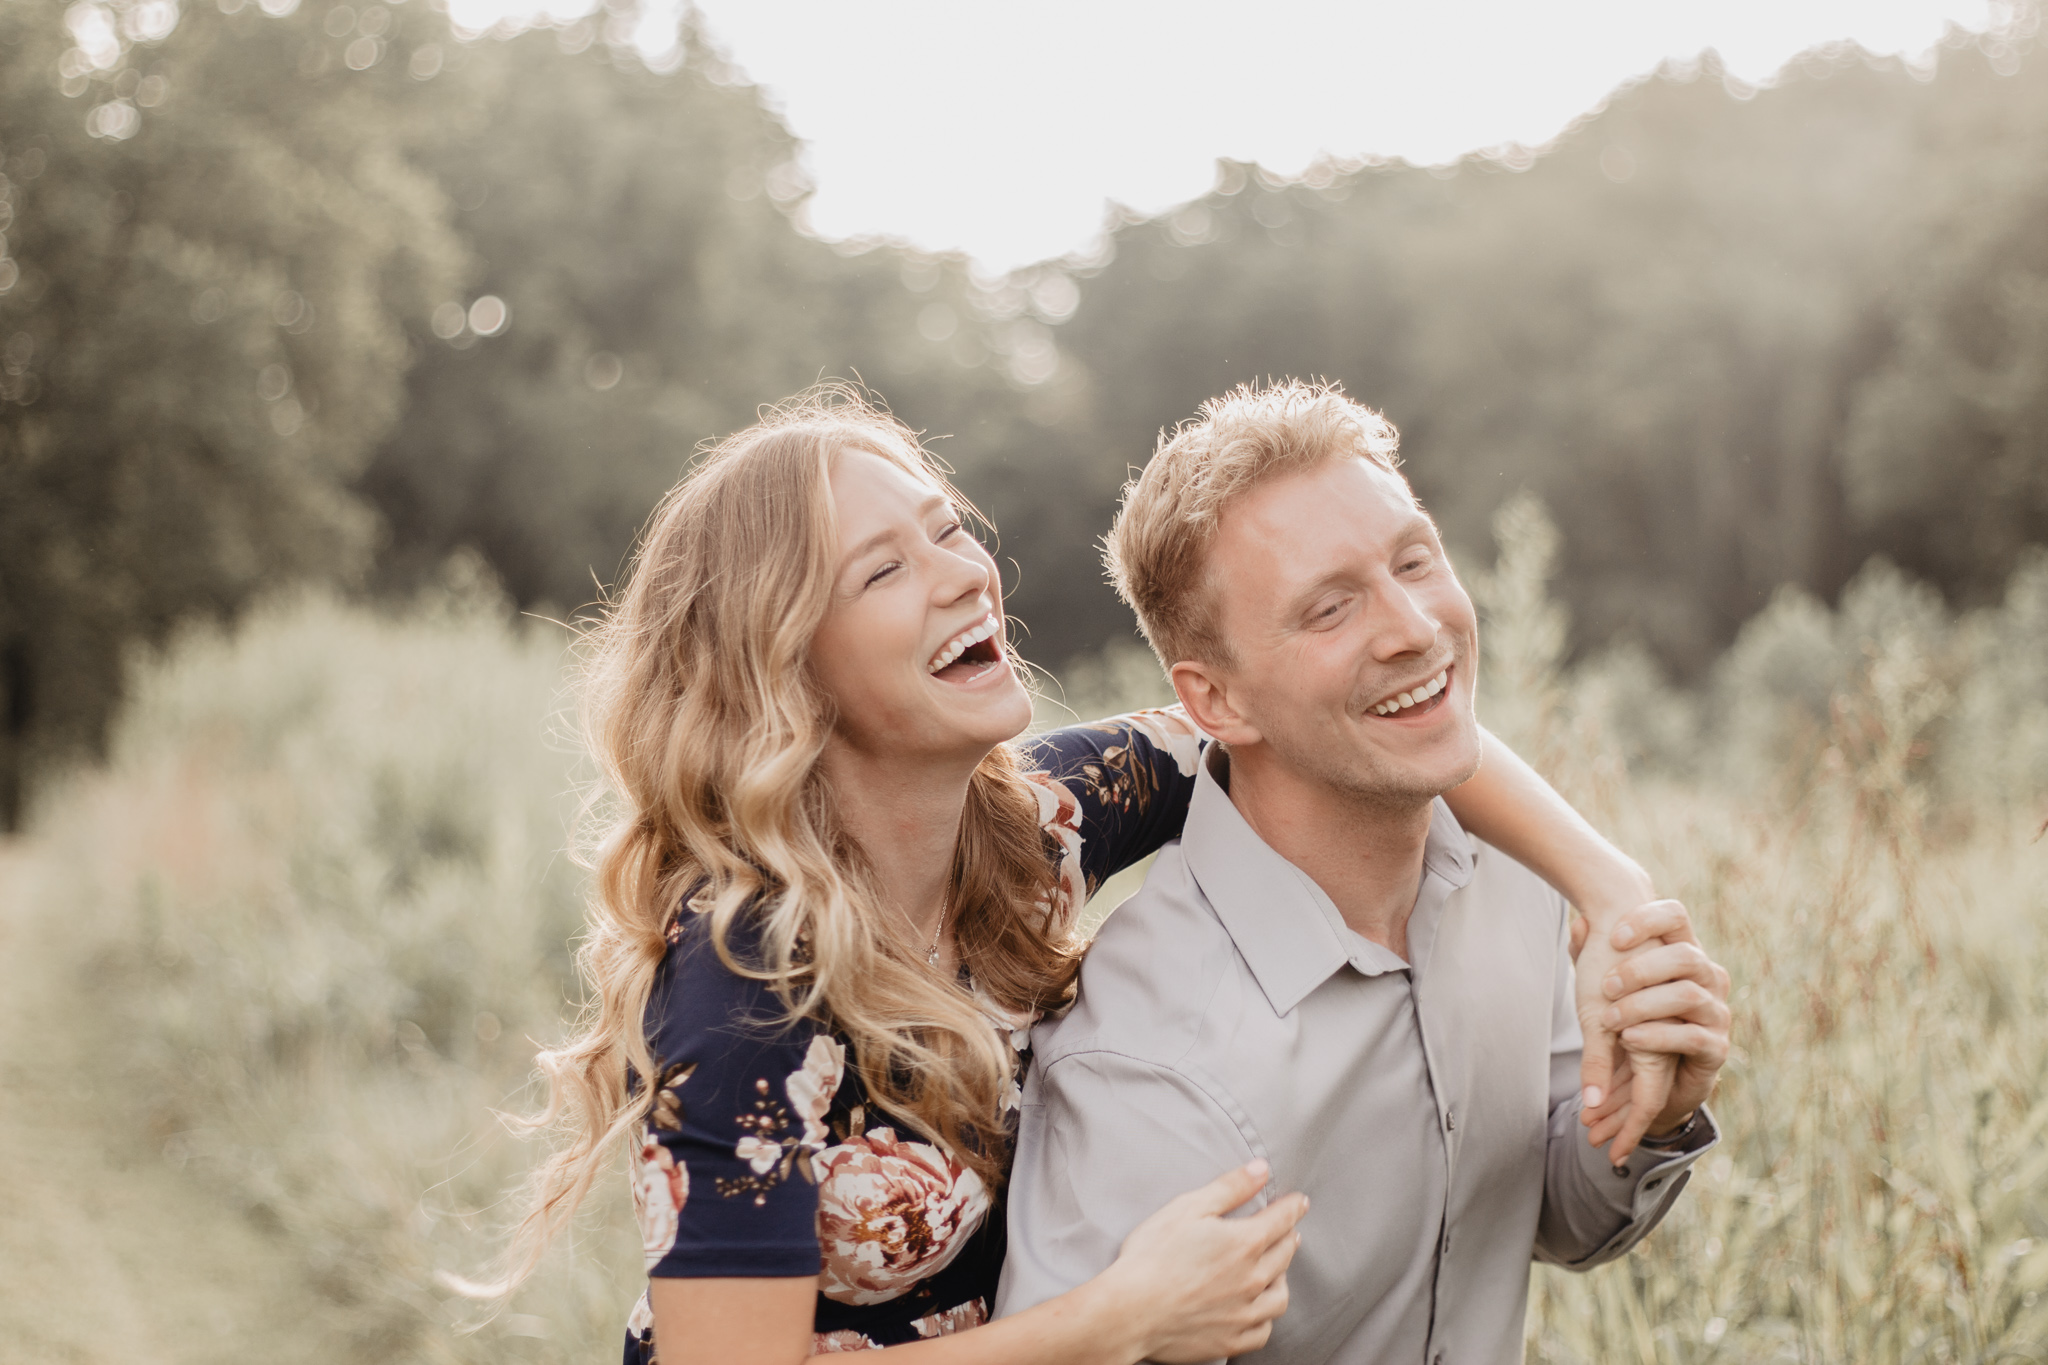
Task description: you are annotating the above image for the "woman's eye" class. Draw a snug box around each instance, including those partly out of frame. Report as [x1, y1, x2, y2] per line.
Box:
[863, 562, 901, 588]
[936, 521, 964, 541]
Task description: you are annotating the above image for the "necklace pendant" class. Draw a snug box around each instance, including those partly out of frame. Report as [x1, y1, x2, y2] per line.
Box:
[926, 944, 941, 968]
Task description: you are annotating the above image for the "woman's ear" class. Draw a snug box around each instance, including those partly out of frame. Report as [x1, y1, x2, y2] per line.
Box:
[1170, 659, 1261, 746]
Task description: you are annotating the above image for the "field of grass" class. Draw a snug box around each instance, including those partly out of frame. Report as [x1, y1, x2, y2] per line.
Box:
[5, 516, 2048, 1363]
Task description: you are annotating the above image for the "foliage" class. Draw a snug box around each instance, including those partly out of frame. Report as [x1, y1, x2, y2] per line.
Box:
[0, 0, 465, 824]
[13, 577, 633, 1359]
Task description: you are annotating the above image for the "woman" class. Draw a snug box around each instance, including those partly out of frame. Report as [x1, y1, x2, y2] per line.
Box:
[503, 387, 1660, 1362]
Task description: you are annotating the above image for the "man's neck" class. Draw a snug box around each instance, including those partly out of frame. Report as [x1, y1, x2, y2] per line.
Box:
[1221, 745, 1436, 960]
[815, 739, 977, 955]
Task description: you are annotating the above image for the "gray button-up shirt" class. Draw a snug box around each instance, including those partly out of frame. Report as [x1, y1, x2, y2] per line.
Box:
[996, 746, 1714, 1364]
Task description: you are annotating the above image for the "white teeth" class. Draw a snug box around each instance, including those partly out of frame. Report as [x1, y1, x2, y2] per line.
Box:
[1372, 670, 1449, 716]
[927, 615, 1002, 674]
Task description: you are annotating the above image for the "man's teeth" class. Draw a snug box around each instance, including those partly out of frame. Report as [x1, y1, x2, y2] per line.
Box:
[927, 616, 1001, 674]
[1371, 670, 1449, 716]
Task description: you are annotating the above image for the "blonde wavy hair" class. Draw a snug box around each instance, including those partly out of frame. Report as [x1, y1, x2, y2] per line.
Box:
[492, 385, 1077, 1292]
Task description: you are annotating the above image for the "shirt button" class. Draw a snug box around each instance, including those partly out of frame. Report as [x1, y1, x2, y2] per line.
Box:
[1444, 1109, 1456, 1132]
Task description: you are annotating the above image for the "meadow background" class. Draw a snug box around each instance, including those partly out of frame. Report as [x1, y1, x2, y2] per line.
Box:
[4, 0, 2048, 1360]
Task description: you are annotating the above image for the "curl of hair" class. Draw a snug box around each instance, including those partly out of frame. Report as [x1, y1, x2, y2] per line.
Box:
[478, 384, 1078, 1296]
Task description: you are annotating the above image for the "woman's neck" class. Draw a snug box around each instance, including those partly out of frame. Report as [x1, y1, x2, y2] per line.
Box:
[816, 738, 982, 958]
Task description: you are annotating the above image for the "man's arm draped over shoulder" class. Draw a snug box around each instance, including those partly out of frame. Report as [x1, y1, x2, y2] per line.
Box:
[1535, 907, 1716, 1268]
[996, 1046, 1262, 1318]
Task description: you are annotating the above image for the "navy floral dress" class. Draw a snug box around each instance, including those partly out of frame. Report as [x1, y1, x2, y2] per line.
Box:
[623, 709, 1205, 1359]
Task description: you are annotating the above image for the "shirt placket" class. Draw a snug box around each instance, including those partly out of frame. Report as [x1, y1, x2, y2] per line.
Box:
[1407, 867, 1459, 1365]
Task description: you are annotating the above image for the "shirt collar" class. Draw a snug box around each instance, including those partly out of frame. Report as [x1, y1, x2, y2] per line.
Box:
[1180, 743, 1478, 1016]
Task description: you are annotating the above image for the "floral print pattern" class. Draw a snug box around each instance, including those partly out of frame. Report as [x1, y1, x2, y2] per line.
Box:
[633, 1061, 695, 1269]
[815, 1126, 991, 1304]
[624, 710, 1204, 1364]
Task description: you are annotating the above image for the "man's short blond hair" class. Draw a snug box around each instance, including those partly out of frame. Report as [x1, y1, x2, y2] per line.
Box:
[1105, 378, 1403, 669]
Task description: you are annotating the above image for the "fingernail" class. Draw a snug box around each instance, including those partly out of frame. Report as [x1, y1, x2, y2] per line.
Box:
[1602, 1006, 1621, 1028]
[1603, 973, 1624, 998]
[1614, 927, 1635, 947]
[1246, 1157, 1269, 1179]
[1583, 1086, 1602, 1109]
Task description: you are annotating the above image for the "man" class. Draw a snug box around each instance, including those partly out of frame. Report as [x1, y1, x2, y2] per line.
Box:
[996, 381, 1729, 1364]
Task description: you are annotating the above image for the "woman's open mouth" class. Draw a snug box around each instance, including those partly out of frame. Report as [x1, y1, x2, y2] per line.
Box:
[926, 614, 1005, 683]
[1367, 665, 1452, 720]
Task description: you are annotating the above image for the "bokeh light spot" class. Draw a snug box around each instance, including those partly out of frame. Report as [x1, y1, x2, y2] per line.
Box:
[1600, 145, 1637, 183]
[467, 295, 509, 336]
[323, 4, 355, 35]
[257, 363, 292, 402]
[916, 303, 957, 342]
[430, 301, 466, 339]
[408, 42, 442, 78]
[345, 35, 380, 68]
[269, 396, 304, 435]
[583, 351, 622, 390]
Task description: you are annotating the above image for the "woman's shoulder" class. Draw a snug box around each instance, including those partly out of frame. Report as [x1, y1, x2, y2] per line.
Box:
[645, 898, 818, 1069]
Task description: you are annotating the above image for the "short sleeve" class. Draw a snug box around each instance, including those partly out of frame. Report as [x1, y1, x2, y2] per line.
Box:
[631, 914, 844, 1279]
[1017, 707, 1207, 899]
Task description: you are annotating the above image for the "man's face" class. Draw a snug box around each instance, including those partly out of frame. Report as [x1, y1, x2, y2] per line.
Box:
[1198, 455, 1483, 808]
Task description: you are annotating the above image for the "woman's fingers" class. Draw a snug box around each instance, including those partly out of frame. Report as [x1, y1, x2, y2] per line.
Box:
[1620, 1020, 1731, 1066]
[1609, 898, 1696, 950]
[1177, 1158, 1270, 1219]
[1602, 980, 1726, 1032]
[1250, 1228, 1301, 1289]
[1600, 942, 1719, 1001]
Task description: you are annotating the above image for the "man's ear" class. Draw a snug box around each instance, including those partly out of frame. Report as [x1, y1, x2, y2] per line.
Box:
[1170, 659, 1262, 746]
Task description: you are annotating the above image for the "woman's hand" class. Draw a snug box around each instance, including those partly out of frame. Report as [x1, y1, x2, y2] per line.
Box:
[1095, 1158, 1307, 1364]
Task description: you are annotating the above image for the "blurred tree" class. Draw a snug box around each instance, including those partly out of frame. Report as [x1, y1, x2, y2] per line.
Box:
[357, 18, 1074, 639]
[0, 0, 463, 825]
[1044, 36, 2047, 677]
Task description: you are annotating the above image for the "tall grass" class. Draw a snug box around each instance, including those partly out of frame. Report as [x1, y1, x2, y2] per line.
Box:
[14, 568, 636, 1361]
[10, 518, 2048, 1362]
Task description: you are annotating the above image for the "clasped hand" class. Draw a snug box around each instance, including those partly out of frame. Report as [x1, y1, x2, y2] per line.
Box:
[1570, 899, 1731, 1161]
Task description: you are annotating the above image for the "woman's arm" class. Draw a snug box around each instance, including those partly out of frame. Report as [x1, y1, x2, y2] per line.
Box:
[1441, 730, 1654, 924]
[1440, 729, 1675, 1160]
[649, 1162, 1305, 1365]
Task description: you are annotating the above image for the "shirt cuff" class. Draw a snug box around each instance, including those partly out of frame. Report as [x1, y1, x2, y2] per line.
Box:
[1575, 1103, 1720, 1223]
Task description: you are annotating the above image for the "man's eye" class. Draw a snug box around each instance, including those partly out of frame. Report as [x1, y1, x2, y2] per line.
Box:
[1311, 600, 1346, 624]
[936, 521, 964, 541]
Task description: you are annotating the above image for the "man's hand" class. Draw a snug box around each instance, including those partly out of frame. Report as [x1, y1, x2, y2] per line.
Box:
[1574, 900, 1730, 1159]
[1570, 903, 1676, 1163]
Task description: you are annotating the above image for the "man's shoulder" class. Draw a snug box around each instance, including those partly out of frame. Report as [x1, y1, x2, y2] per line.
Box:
[1033, 843, 1237, 1067]
[1462, 837, 1572, 944]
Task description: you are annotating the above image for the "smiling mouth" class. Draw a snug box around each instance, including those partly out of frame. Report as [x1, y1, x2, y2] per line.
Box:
[927, 614, 1004, 681]
[1368, 666, 1451, 719]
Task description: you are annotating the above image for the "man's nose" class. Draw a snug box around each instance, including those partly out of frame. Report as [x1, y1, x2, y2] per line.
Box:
[1368, 582, 1439, 659]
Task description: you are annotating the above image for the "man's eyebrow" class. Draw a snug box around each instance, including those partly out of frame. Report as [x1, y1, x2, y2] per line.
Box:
[1278, 513, 1441, 618]
[840, 492, 951, 569]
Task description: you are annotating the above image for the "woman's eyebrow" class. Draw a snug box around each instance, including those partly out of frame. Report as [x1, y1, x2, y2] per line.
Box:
[839, 493, 950, 569]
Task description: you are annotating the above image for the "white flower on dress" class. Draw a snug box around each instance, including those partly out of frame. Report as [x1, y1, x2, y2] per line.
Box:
[787, 1033, 847, 1150]
[812, 1329, 883, 1353]
[814, 1127, 991, 1305]
[735, 1135, 780, 1174]
[913, 1298, 990, 1338]
[631, 1136, 688, 1271]
[1120, 706, 1206, 776]
[1021, 769, 1088, 928]
[626, 1288, 655, 1341]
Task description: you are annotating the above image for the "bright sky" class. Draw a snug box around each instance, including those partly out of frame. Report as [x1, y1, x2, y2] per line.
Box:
[463, 0, 2002, 271]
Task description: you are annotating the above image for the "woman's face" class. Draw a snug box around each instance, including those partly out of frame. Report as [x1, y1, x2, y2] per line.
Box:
[809, 448, 1033, 766]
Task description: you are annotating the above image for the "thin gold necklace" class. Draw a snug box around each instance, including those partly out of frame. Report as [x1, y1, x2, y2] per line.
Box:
[898, 900, 946, 968]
